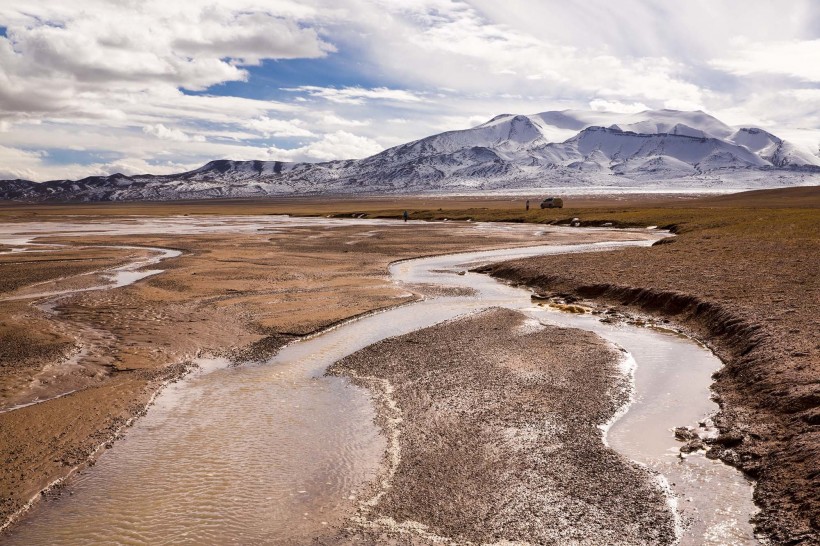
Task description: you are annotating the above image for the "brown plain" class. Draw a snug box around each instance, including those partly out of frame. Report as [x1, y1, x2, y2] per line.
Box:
[0, 185, 818, 544]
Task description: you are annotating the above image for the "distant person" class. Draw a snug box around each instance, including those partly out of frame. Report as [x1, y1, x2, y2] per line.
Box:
[526, 200, 530, 211]
[403, 210, 409, 222]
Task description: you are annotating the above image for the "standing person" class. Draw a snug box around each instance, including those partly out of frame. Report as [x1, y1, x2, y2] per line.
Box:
[526, 199, 530, 211]
[403, 210, 409, 222]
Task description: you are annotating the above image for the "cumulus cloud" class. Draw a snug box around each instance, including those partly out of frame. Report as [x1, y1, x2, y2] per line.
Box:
[243, 117, 314, 138]
[0, 0, 334, 129]
[173, 10, 335, 65]
[318, 113, 371, 127]
[0, 146, 47, 180]
[0, 0, 819, 181]
[0, 2, 333, 94]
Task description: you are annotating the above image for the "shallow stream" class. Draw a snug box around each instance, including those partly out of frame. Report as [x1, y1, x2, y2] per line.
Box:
[2, 219, 758, 545]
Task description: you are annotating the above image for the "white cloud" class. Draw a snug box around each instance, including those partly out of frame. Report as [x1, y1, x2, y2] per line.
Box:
[663, 98, 706, 112]
[0, 2, 333, 95]
[0, 1, 333, 129]
[318, 113, 371, 127]
[143, 124, 206, 142]
[172, 10, 335, 65]
[351, 1, 708, 109]
[243, 117, 314, 138]
[0, 146, 47, 180]
[286, 86, 425, 105]
[710, 39, 820, 82]
[782, 89, 820, 103]
[267, 131, 383, 161]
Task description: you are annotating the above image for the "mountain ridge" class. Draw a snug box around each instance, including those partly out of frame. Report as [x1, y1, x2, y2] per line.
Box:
[2, 109, 819, 201]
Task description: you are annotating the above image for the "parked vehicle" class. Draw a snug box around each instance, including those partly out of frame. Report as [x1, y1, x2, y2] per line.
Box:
[540, 197, 564, 209]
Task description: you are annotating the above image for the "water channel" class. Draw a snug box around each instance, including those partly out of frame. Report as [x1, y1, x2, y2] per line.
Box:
[1, 218, 758, 545]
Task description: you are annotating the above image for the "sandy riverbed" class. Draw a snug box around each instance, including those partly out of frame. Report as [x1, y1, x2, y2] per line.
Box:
[0, 216, 640, 531]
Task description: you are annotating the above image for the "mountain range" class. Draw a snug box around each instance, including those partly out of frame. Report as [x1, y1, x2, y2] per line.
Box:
[2, 109, 819, 201]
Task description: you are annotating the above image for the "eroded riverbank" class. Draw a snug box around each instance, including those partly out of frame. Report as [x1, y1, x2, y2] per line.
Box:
[483, 216, 819, 544]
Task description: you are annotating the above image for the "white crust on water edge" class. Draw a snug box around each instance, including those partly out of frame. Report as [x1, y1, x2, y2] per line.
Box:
[597, 348, 685, 544]
[340, 369, 535, 546]
[656, 473, 686, 545]
[342, 372, 440, 541]
[597, 348, 636, 447]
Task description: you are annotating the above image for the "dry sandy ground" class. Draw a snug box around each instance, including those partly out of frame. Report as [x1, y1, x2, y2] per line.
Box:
[0, 216, 617, 531]
[324, 308, 677, 545]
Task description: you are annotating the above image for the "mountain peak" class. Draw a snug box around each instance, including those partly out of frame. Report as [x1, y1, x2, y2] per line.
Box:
[2, 109, 818, 201]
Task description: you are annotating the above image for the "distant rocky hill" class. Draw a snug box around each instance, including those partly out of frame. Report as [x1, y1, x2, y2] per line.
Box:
[3, 109, 819, 201]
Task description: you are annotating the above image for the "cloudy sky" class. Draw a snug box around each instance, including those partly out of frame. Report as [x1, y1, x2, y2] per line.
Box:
[1, 0, 818, 181]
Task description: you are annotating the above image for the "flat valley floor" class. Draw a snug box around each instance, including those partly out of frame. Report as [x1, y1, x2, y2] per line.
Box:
[0, 188, 817, 544]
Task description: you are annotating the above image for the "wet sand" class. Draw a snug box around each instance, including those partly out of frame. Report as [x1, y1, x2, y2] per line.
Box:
[326, 308, 677, 545]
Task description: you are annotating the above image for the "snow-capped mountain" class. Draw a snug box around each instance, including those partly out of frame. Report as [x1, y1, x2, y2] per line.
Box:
[2, 109, 819, 201]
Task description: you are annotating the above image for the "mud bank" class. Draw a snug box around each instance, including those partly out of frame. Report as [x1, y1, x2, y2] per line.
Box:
[483, 245, 819, 544]
[0, 360, 191, 533]
[326, 308, 678, 545]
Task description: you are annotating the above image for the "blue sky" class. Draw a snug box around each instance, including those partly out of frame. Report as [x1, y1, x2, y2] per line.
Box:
[0, 0, 818, 180]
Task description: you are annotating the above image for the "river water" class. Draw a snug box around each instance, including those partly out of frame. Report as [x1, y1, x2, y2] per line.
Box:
[1, 218, 758, 545]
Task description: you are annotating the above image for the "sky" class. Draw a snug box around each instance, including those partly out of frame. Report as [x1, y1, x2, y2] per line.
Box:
[0, 0, 819, 181]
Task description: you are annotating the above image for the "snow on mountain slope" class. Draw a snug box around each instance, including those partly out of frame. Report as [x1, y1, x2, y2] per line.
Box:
[730, 127, 782, 153]
[729, 128, 820, 167]
[565, 126, 767, 169]
[618, 155, 698, 177]
[2, 109, 818, 201]
[614, 110, 735, 139]
[531, 108, 735, 139]
[768, 141, 820, 167]
[183, 159, 308, 180]
[371, 113, 557, 161]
